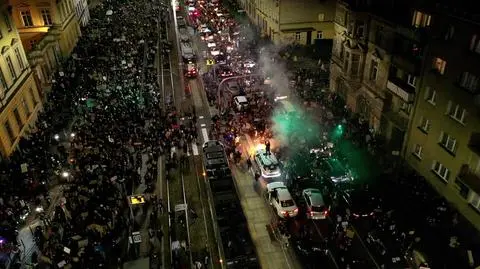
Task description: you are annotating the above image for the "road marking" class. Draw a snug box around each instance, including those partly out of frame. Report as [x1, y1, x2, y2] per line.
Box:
[191, 143, 199, 156]
[199, 116, 204, 119]
[200, 124, 206, 127]
[201, 128, 209, 143]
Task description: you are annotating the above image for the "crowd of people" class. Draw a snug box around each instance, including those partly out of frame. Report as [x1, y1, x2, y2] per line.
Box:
[0, 0, 186, 268]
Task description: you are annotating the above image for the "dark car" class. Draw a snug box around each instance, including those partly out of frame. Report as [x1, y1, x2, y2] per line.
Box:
[339, 186, 382, 219]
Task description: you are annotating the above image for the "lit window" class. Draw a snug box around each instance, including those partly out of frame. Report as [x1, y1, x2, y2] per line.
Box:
[295, 32, 301, 41]
[316, 31, 323, 39]
[412, 10, 431, 28]
[432, 57, 446, 75]
[446, 101, 466, 124]
[412, 144, 423, 159]
[419, 117, 430, 133]
[6, 56, 16, 79]
[424, 86, 436, 105]
[407, 74, 416, 87]
[459, 72, 479, 93]
[14, 48, 25, 70]
[41, 9, 53, 26]
[20, 10, 33, 27]
[369, 60, 378, 81]
[432, 160, 450, 182]
[439, 131, 457, 153]
[470, 35, 480, 54]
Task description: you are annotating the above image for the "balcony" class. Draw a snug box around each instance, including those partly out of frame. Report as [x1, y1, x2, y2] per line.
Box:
[391, 54, 422, 76]
[457, 164, 480, 197]
[382, 110, 409, 131]
[468, 133, 480, 157]
[386, 76, 415, 102]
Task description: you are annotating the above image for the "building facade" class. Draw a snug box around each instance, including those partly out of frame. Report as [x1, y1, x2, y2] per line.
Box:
[8, 0, 81, 91]
[73, 0, 90, 27]
[330, 0, 428, 151]
[0, 4, 42, 158]
[405, 4, 480, 231]
[330, 0, 480, 231]
[239, 0, 336, 45]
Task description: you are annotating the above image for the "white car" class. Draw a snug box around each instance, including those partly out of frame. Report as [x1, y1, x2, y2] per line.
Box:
[207, 41, 216, 48]
[209, 47, 220, 56]
[267, 182, 298, 218]
[233, 96, 248, 110]
[243, 60, 256, 68]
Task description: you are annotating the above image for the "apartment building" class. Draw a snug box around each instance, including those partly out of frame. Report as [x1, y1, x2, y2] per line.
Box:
[8, 0, 81, 91]
[238, 0, 336, 45]
[0, 4, 43, 158]
[405, 3, 480, 230]
[330, 0, 428, 150]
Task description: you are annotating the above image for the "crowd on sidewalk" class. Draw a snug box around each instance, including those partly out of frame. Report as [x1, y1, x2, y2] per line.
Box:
[0, 0, 193, 268]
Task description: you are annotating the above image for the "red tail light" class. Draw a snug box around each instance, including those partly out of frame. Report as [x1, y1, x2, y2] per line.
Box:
[294, 208, 299, 212]
[323, 210, 329, 217]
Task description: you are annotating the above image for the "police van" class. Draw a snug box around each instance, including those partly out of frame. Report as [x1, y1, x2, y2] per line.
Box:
[252, 148, 282, 181]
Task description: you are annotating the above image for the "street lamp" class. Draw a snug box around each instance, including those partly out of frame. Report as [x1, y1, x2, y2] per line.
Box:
[54, 134, 60, 141]
[61, 171, 70, 178]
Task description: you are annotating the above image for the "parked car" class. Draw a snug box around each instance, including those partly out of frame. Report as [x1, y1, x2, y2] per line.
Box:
[302, 188, 329, 220]
[267, 182, 298, 218]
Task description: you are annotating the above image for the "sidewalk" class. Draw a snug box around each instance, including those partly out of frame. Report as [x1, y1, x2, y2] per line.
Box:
[230, 166, 302, 269]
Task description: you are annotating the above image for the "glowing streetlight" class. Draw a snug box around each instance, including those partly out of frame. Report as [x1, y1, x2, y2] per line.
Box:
[54, 134, 60, 141]
[61, 171, 70, 178]
[70, 133, 76, 138]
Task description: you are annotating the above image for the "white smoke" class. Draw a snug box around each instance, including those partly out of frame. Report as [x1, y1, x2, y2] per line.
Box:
[257, 44, 292, 97]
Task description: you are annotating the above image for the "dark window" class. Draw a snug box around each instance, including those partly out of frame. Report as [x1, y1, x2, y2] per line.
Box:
[0, 67, 7, 90]
[6, 56, 16, 79]
[4, 120, 15, 142]
[15, 48, 25, 70]
[30, 88, 38, 105]
[4, 13, 12, 31]
[374, 26, 385, 47]
[13, 108, 23, 127]
[22, 98, 30, 116]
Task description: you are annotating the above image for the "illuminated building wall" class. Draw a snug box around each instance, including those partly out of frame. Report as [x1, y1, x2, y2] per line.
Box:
[0, 3, 43, 158]
[9, 0, 81, 92]
[239, 0, 336, 45]
[405, 5, 480, 231]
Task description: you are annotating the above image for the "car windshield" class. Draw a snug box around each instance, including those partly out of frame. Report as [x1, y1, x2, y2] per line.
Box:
[281, 199, 295, 207]
[312, 205, 326, 212]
